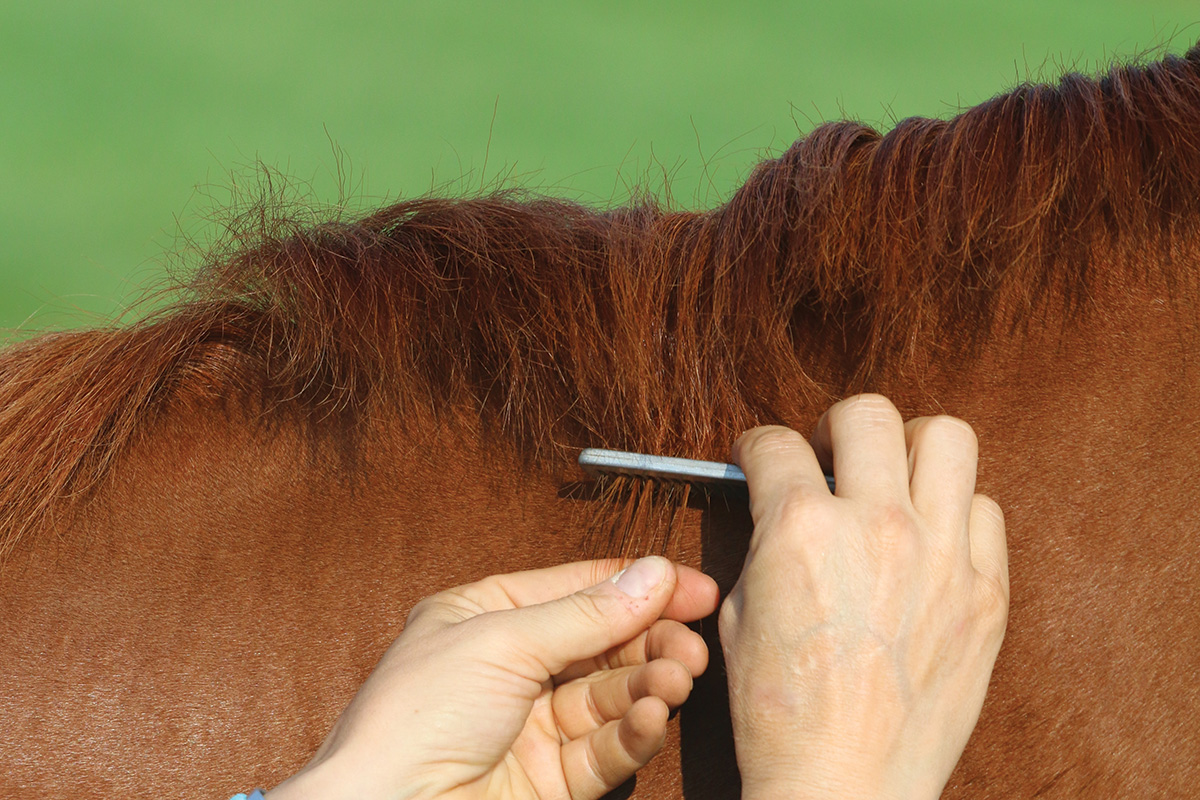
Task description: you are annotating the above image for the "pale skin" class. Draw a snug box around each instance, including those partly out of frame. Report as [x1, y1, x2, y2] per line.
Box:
[722, 395, 1009, 800]
[268, 557, 721, 800]
[266, 394, 1008, 800]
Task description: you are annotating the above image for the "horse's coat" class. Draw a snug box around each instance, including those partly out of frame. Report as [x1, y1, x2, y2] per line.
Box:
[2, 45, 1200, 798]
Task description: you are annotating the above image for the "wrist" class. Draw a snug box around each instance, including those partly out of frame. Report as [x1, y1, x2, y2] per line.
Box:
[741, 776, 866, 800]
[742, 781, 893, 800]
[266, 756, 393, 800]
[740, 770, 941, 800]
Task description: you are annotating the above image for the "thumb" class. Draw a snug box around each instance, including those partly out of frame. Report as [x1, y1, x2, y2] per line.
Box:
[497, 556, 677, 679]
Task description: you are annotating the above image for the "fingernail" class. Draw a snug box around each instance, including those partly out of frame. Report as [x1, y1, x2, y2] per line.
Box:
[612, 557, 666, 597]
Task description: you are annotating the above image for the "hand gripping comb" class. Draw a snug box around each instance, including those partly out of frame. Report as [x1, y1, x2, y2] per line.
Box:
[578, 448, 836, 493]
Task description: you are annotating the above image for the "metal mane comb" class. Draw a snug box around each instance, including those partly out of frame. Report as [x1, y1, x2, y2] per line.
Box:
[578, 448, 836, 493]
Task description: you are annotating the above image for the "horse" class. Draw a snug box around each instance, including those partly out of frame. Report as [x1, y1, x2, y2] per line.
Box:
[2, 42, 1199, 799]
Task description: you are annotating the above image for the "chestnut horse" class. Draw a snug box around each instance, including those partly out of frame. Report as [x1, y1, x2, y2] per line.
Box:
[3, 45, 1200, 798]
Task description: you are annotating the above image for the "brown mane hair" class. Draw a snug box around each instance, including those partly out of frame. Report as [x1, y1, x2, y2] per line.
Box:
[2, 44, 1199, 559]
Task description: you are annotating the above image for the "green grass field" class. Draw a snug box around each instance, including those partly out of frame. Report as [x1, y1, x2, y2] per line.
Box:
[2, 2, 1197, 333]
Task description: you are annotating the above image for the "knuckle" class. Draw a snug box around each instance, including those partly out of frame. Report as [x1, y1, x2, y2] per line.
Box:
[976, 574, 1010, 625]
[407, 586, 485, 629]
[738, 425, 809, 460]
[405, 594, 436, 624]
[717, 598, 736, 638]
[973, 494, 1005, 527]
[865, 496, 916, 530]
[867, 502, 922, 557]
[771, 489, 838, 536]
[717, 590, 744, 645]
[833, 393, 904, 430]
[570, 590, 619, 632]
[754, 492, 841, 568]
[921, 415, 979, 452]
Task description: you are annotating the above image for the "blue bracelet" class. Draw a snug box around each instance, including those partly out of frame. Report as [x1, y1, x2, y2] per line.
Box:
[228, 791, 265, 800]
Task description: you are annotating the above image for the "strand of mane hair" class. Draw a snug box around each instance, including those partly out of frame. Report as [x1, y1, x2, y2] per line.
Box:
[2, 43, 1199, 560]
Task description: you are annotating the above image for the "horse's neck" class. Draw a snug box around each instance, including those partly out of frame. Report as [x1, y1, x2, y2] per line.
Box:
[5, 234, 1199, 798]
[0, 399, 591, 795]
[879, 240, 1200, 796]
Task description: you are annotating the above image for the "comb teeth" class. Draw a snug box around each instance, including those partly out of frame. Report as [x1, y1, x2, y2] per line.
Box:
[579, 448, 836, 493]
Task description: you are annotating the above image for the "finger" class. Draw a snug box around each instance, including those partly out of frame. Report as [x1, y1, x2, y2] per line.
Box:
[554, 658, 695, 740]
[659, 565, 721, 623]
[811, 394, 910, 500]
[732, 425, 830, 525]
[441, 560, 717, 619]
[402, 559, 630, 634]
[484, 556, 680, 680]
[561, 696, 670, 800]
[408, 560, 717, 643]
[968, 494, 1009, 602]
[905, 415, 979, 539]
[555, 618, 709, 683]
[455, 559, 634, 611]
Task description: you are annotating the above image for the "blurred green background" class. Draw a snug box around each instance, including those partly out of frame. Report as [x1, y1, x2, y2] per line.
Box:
[2, 1, 1197, 334]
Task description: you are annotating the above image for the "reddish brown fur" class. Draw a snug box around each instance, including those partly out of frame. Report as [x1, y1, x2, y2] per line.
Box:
[2, 45, 1200, 797]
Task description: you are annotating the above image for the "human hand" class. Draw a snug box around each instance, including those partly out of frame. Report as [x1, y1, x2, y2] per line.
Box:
[268, 557, 719, 800]
[719, 395, 1009, 800]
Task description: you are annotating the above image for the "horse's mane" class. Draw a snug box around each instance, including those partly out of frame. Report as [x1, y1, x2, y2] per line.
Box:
[2, 44, 1199, 558]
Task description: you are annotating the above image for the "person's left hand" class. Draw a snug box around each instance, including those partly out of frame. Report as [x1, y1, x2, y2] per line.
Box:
[267, 556, 719, 800]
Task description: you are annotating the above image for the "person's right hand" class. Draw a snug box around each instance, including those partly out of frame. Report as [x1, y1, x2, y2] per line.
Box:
[719, 395, 1009, 800]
